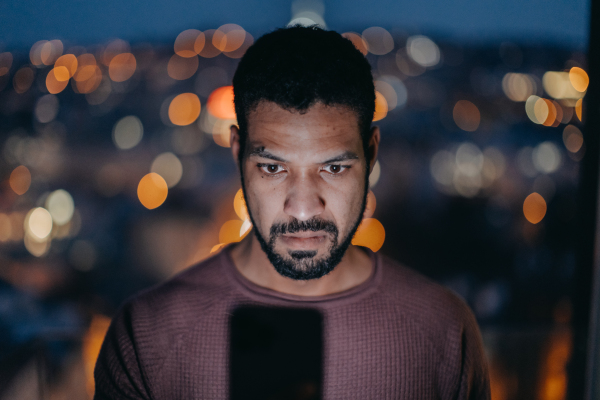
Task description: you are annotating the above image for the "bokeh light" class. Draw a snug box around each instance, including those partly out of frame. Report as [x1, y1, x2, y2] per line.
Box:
[234, 188, 249, 221]
[341, 32, 368, 56]
[502, 73, 536, 102]
[25, 207, 53, 241]
[373, 91, 388, 122]
[40, 40, 63, 65]
[562, 125, 583, 153]
[137, 173, 168, 209]
[151, 152, 183, 188]
[213, 24, 246, 52]
[207, 86, 236, 120]
[543, 71, 584, 99]
[35, 94, 59, 123]
[46, 68, 69, 94]
[54, 54, 78, 78]
[169, 93, 201, 126]
[112, 116, 144, 150]
[13, 67, 34, 93]
[198, 29, 221, 58]
[45, 189, 75, 225]
[576, 99, 583, 121]
[532, 141, 561, 173]
[101, 39, 131, 66]
[219, 219, 250, 244]
[9, 166, 31, 195]
[29, 40, 47, 66]
[175, 29, 203, 57]
[0, 52, 13, 76]
[108, 53, 136, 82]
[523, 193, 547, 224]
[453, 100, 480, 131]
[352, 218, 385, 252]
[0, 214, 11, 242]
[369, 160, 381, 187]
[362, 27, 394, 55]
[407, 35, 440, 67]
[167, 54, 199, 80]
[569, 67, 589, 92]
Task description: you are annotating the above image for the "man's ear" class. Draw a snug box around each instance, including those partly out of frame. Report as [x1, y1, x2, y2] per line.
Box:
[231, 125, 241, 168]
[367, 126, 381, 173]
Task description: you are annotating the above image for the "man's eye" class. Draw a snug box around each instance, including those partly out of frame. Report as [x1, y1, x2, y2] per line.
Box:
[323, 164, 348, 174]
[259, 164, 285, 174]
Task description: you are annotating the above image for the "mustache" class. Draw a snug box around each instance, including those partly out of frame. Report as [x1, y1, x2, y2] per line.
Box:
[269, 217, 339, 237]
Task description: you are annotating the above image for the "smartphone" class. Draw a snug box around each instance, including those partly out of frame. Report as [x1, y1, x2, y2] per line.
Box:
[229, 306, 323, 400]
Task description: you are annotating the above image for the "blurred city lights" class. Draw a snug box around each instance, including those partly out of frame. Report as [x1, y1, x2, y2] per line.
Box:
[137, 173, 168, 209]
[0, 52, 13, 76]
[523, 192, 547, 224]
[219, 220, 249, 243]
[198, 29, 221, 58]
[112, 115, 144, 150]
[502, 73, 537, 102]
[233, 188, 249, 221]
[29, 40, 48, 66]
[341, 32, 368, 56]
[213, 24, 246, 52]
[575, 99, 583, 120]
[364, 190, 376, 218]
[169, 93, 201, 126]
[25, 207, 53, 241]
[207, 86, 236, 120]
[362, 27, 394, 55]
[0, 214, 11, 242]
[13, 67, 34, 93]
[24, 232, 50, 257]
[543, 71, 584, 99]
[108, 53, 137, 82]
[167, 54, 199, 80]
[34, 94, 59, 123]
[406, 35, 440, 67]
[175, 29, 203, 57]
[532, 142, 562, 173]
[9, 165, 31, 195]
[369, 160, 381, 187]
[54, 54, 78, 78]
[40, 40, 63, 65]
[101, 39, 131, 65]
[351, 218, 385, 252]
[373, 91, 388, 122]
[170, 125, 206, 155]
[568, 67, 589, 92]
[151, 152, 183, 188]
[46, 68, 69, 94]
[430, 150, 455, 187]
[453, 100, 480, 131]
[377, 75, 407, 109]
[562, 125, 583, 153]
[45, 189, 75, 225]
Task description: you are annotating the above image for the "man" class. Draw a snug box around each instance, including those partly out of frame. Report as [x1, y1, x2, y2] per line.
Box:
[94, 26, 490, 399]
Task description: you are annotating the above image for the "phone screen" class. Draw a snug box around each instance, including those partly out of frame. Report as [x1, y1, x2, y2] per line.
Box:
[229, 306, 323, 400]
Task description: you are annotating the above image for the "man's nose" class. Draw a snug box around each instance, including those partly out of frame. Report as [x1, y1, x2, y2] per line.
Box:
[283, 172, 325, 221]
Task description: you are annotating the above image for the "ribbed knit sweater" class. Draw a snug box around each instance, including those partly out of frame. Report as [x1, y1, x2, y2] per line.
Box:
[94, 247, 490, 399]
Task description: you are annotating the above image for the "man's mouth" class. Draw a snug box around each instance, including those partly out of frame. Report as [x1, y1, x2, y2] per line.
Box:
[280, 232, 328, 249]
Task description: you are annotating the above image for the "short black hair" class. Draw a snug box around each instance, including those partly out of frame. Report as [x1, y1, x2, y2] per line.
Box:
[232, 25, 376, 162]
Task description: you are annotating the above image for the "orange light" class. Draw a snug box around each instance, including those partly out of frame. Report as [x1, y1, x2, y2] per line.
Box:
[137, 173, 168, 209]
[373, 91, 388, 122]
[341, 32, 369, 56]
[207, 86, 236, 120]
[168, 93, 201, 126]
[175, 29, 203, 57]
[13, 67, 34, 94]
[9, 165, 31, 195]
[551, 101, 563, 127]
[54, 54, 78, 77]
[101, 39, 130, 66]
[542, 99, 557, 127]
[77, 53, 97, 69]
[82, 315, 111, 397]
[523, 192, 547, 224]
[351, 218, 385, 252]
[234, 188, 249, 220]
[0, 52, 13, 76]
[575, 99, 582, 121]
[569, 67, 589, 92]
[210, 243, 226, 254]
[219, 220, 250, 244]
[198, 29, 221, 58]
[75, 65, 102, 94]
[213, 24, 246, 52]
[108, 53, 136, 82]
[167, 54, 199, 80]
[453, 100, 480, 131]
[46, 68, 69, 94]
[194, 32, 206, 55]
[363, 190, 376, 219]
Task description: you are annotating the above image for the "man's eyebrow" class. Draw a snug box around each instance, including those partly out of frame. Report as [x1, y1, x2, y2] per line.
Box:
[321, 151, 360, 164]
[248, 147, 287, 162]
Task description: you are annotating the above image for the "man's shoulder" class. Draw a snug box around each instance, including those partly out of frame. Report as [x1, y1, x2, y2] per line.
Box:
[377, 253, 477, 333]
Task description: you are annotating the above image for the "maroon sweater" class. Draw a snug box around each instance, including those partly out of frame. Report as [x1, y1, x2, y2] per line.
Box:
[94, 247, 490, 399]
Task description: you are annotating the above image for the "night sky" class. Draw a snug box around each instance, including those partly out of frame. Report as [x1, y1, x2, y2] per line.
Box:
[0, 0, 591, 49]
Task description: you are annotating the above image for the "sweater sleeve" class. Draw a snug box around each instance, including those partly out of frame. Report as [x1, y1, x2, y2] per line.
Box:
[94, 302, 153, 400]
[437, 300, 491, 400]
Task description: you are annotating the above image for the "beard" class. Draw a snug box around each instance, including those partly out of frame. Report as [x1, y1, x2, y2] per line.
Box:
[244, 184, 368, 281]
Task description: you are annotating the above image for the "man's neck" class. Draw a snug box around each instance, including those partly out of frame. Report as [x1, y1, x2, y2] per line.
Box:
[229, 232, 373, 297]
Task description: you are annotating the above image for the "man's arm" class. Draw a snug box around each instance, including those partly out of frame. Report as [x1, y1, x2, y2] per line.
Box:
[94, 303, 153, 400]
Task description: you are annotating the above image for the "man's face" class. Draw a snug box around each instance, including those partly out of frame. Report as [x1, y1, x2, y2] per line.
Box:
[238, 101, 369, 280]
